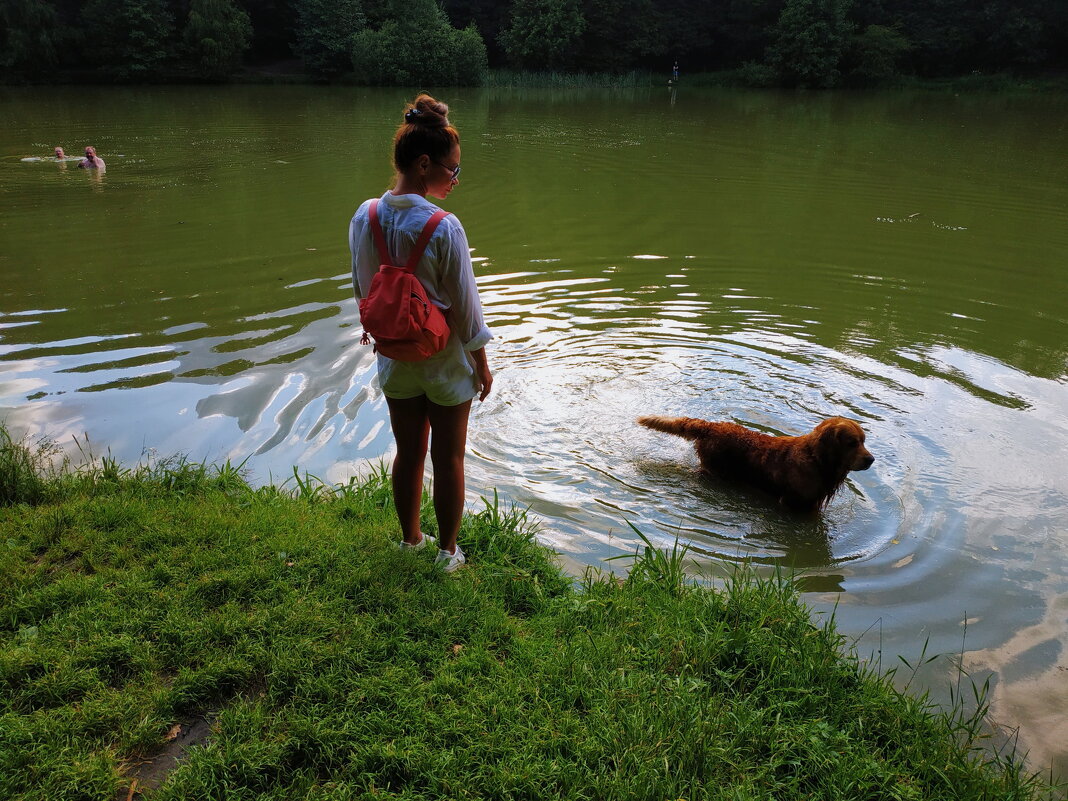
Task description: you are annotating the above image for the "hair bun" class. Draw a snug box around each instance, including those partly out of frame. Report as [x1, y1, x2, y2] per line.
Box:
[403, 94, 450, 128]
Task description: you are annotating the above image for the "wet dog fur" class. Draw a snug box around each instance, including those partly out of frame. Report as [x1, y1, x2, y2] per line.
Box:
[637, 415, 874, 512]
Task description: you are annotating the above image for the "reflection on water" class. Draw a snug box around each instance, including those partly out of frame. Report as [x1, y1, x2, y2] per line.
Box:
[2, 85, 1068, 777]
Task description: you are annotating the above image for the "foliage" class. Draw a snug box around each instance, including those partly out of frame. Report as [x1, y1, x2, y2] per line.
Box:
[498, 0, 585, 71]
[0, 0, 62, 82]
[241, 0, 297, 63]
[0, 452, 1055, 799]
[576, 0, 659, 73]
[80, 0, 174, 80]
[182, 0, 252, 81]
[735, 59, 779, 88]
[764, 0, 854, 88]
[485, 68, 651, 87]
[975, 1, 1045, 70]
[452, 22, 490, 86]
[0, 425, 59, 507]
[350, 0, 488, 85]
[717, 0, 786, 68]
[292, 0, 364, 80]
[2, 0, 1067, 89]
[847, 23, 910, 84]
[889, 0, 1045, 76]
[442, 0, 512, 64]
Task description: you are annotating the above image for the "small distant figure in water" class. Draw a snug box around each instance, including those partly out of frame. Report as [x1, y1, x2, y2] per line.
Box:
[21, 147, 70, 163]
[672, 60, 679, 81]
[79, 146, 105, 171]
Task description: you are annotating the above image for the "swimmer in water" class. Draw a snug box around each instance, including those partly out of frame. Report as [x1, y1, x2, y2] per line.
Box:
[21, 147, 70, 163]
[79, 146, 105, 171]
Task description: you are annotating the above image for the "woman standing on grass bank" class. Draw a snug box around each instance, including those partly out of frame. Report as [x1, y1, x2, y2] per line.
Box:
[348, 94, 492, 573]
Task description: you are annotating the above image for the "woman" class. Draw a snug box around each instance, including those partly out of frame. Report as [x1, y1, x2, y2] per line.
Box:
[348, 94, 492, 572]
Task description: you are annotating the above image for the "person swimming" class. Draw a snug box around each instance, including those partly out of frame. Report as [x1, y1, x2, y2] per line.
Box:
[21, 146, 75, 163]
[79, 146, 105, 171]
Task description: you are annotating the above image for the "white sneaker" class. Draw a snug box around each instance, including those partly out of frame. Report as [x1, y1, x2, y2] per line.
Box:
[399, 533, 435, 551]
[435, 545, 466, 572]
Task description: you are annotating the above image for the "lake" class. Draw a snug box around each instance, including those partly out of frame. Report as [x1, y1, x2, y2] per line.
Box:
[2, 84, 1067, 778]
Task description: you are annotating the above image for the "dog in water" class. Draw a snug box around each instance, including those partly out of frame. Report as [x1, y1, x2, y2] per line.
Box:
[637, 415, 874, 512]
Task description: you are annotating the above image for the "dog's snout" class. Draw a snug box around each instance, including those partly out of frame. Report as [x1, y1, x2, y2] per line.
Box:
[856, 452, 875, 471]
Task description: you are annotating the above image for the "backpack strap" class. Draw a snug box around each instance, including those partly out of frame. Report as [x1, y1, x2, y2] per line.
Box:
[368, 199, 452, 272]
[368, 198, 393, 266]
[405, 209, 451, 270]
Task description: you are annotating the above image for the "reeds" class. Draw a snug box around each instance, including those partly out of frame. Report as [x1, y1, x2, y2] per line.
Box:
[486, 69, 654, 88]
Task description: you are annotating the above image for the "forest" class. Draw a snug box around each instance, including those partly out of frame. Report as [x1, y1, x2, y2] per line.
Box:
[2, 0, 1066, 87]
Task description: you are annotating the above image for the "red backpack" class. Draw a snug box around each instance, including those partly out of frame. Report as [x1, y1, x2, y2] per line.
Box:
[358, 198, 451, 361]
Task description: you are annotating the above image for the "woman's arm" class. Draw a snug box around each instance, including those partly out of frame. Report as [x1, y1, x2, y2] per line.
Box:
[439, 218, 493, 400]
[348, 201, 376, 301]
[469, 347, 492, 401]
[440, 218, 492, 352]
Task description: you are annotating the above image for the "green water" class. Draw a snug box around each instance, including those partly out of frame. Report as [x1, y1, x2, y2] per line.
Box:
[3, 85, 1068, 775]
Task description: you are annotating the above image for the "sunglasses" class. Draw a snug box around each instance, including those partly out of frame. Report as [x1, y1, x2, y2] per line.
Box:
[433, 160, 461, 180]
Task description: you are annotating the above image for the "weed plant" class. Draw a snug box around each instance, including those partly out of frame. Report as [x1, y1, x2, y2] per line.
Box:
[0, 427, 58, 507]
[485, 69, 654, 89]
[0, 423, 1058, 800]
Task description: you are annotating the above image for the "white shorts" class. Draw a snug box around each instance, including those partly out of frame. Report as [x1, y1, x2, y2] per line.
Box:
[377, 337, 478, 407]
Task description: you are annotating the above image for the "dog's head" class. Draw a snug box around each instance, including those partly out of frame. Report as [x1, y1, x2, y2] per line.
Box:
[814, 417, 874, 472]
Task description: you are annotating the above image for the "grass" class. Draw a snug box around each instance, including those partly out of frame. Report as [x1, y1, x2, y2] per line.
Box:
[485, 69, 656, 89]
[0, 423, 1061, 800]
[0, 426, 59, 507]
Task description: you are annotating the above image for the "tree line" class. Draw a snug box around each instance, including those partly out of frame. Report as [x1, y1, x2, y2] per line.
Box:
[2, 0, 1065, 87]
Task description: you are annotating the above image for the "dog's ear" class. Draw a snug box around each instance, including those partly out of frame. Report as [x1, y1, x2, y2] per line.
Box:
[815, 418, 860, 458]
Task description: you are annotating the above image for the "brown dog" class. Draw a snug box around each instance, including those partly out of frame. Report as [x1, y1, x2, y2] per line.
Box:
[637, 415, 874, 512]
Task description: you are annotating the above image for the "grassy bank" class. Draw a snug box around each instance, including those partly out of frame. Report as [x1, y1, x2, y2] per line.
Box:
[0, 427, 1057, 800]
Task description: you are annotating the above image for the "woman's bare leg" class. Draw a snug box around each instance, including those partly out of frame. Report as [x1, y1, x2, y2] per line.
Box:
[427, 399, 472, 554]
[386, 395, 430, 544]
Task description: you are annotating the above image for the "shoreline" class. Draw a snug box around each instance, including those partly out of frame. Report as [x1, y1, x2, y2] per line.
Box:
[1, 426, 1060, 798]
[5, 68, 1067, 93]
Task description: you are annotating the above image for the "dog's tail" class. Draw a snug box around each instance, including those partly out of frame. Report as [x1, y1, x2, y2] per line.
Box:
[637, 415, 711, 441]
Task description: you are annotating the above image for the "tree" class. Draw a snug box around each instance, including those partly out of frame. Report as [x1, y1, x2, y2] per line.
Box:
[81, 0, 174, 80]
[182, 0, 252, 80]
[847, 23, 910, 84]
[293, 0, 364, 80]
[764, 0, 853, 87]
[243, 0, 297, 64]
[350, 0, 488, 85]
[498, 0, 585, 71]
[0, 0, 61, 81]
[451, 23, 490, 85]
[974, 1, 1044, 70]
[721, 0, 785, 66]
[576, 0, 659, 72]
[441, 0, 510, 65]
[894, 0, 973, 76]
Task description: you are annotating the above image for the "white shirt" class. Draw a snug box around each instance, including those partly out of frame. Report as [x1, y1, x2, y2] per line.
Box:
[348, 191, 492, 352]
